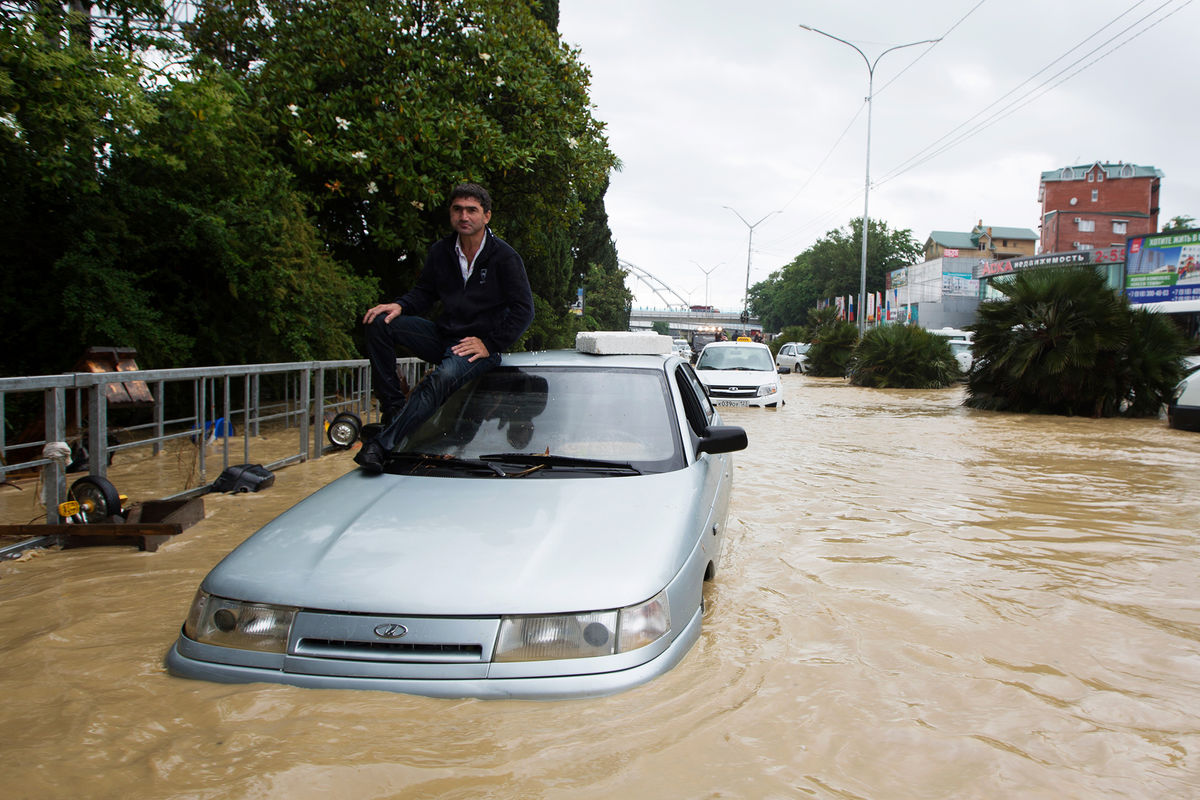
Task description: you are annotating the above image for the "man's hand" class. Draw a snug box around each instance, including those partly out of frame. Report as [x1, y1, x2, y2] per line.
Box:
[363, 303, 402, 325]
[452, 336, 491, 363]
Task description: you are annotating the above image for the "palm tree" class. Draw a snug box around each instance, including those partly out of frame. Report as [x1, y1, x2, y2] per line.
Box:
[965, 267, 1188, 416]
[806, 309, 859, 377]
[849, 325, 960, 388]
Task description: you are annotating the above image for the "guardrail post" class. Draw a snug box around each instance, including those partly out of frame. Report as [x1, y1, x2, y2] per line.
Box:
[300, 366, 311, 460]
[152, 380, 165, 456]
[197, 377, 207, 483]
[0, 392, 6, 485]
[43, 387, 66, 523]
[313, 364, 326, 459]
[243, 376, 251, 465]
[87, 382, 107, 480]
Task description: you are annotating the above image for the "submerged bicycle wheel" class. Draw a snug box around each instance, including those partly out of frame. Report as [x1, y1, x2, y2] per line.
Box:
[69, 476, 122, 523]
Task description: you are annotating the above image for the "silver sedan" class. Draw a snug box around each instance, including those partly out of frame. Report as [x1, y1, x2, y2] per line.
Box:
[167, 335, 747, 699]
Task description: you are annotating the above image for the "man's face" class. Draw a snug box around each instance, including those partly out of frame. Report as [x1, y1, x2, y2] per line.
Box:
[450, 197, 491, 238]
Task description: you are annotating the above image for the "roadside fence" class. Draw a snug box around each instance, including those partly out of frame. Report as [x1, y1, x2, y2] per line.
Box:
[0, 357, 423, 523]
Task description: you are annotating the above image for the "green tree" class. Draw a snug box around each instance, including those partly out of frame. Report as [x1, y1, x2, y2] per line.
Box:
[848, 325, 960, 389]
[0, 5, 161, 374]
[187, 0, 616, 339]
[965, 267, 1188, 417]
[2, 0, 619, 375]
[749, 218, 920, 331]
[1163, 215, 1196, 232]
[580, 264, 632, 332]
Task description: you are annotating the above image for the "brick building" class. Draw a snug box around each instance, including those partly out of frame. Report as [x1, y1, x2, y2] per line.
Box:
[1039, 162, 1162, 253]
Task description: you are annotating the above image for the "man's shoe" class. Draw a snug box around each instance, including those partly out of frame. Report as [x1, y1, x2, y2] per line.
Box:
[353, 439, 386, 474]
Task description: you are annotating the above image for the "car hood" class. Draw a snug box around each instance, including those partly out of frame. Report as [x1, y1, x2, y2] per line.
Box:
[695, 368, 776, 386]
[202, 468, 716, 616]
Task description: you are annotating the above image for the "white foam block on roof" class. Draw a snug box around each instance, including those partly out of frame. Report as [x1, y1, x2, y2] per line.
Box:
[575, 331, 672, 355]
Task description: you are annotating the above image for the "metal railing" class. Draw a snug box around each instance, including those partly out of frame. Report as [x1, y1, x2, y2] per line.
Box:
[1, 357, 423, 522]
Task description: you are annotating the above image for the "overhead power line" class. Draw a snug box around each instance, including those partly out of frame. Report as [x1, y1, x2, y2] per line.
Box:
[875, 0, 1193, 187]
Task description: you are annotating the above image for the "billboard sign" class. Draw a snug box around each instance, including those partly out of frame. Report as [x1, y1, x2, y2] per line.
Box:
[1125, 229, 1200, 303]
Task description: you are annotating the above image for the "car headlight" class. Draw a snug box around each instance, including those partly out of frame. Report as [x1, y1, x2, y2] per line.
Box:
[493, 590, 670, 662]
[756, 383, 779, 397]
[183, 590, 296, 653]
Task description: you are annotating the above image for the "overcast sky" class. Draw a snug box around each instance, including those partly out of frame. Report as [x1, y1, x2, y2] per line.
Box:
[556, 0, 1199, 313]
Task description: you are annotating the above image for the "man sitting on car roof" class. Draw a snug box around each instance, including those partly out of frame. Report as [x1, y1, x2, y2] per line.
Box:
[356, 183, 535, 473]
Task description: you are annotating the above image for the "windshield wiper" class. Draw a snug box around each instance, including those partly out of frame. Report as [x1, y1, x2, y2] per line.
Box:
[385, 451, 509, 477]
[479, 453, 643, 475]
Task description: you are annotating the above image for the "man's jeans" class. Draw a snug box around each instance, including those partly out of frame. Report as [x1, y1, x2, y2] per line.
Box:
[364, 315, 500, 451]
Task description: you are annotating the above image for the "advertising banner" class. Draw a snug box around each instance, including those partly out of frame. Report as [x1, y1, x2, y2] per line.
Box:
[1125, 229, 1200, 303]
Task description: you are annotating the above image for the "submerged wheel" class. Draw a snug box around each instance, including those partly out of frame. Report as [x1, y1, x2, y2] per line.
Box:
[69, 475, 121, 523]
[327, 412, 362, 449]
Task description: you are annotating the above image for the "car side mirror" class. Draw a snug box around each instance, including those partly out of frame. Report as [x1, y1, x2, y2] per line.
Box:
[697, 425, 747, 455]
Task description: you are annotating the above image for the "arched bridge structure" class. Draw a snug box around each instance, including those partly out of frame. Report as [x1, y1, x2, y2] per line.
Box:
[620, 260, 760, 333]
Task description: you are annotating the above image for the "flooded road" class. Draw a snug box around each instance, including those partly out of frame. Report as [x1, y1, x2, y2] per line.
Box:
[3, 376, 1200, 799]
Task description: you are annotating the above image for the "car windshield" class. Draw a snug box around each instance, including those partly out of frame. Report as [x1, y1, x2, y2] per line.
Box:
[397, 366, 684, 474]
[695, 346, 775, 371]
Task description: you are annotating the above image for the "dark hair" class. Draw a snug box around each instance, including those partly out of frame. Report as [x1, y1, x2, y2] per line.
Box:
[449, 183, 492, 213]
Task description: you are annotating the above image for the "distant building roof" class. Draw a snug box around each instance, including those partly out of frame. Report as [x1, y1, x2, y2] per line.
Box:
[1041, 162, 1164, 182]
[927, 225, 1038, 249]
[927, 231, 978, 249]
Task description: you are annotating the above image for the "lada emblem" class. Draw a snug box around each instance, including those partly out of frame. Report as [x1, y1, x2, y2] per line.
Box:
[373, 623, 408, 639]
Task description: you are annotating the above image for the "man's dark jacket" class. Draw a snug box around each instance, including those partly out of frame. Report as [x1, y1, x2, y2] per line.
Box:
[396, 229, 535, 354]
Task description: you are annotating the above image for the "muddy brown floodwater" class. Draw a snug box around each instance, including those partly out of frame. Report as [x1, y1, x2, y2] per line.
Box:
[3, 376, 1200, 799]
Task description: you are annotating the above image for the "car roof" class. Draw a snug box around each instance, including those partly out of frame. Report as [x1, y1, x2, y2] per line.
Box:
[701, 340, 771, 351]
[502, 350, 675, 370]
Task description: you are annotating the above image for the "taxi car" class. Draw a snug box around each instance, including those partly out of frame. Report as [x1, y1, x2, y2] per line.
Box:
[694, 340, 784, 407]
[166, 333, 747, 699]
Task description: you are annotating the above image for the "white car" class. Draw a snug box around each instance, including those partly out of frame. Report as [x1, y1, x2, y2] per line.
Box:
[927, 327, 974, 373]
[672, 338, 693, 361]
[694, 341, 784, 408]
[775, 342, 810, 374]
[948, 340, 973, 372]
[1168, 357, 1200, 432]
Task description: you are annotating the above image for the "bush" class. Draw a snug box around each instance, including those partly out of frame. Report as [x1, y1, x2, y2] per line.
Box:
[806, 317, 859, 377]
[965, 267, 1189, 417]
[848, 325, 960, 388]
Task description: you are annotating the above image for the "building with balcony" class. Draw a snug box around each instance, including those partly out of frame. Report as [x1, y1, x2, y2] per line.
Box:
[1039, 162, 1162, 253]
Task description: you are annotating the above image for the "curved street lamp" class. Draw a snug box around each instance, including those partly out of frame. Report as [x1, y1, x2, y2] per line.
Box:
[799, 24, 941, 334]
[691, 260, 724, 309]
[724, 207, 779, 329]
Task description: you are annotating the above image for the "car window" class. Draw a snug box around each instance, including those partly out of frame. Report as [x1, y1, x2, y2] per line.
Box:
[400, 366, 685, 472]
[780, 345, 793, 356]
[696, 346, 775, 371]
[675, 363, 714, 435]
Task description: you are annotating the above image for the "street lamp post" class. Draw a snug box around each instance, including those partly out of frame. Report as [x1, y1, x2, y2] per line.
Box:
[690, 260, 724, 308]
[723, 207, 779, 330]
[799, 24, 940, 335]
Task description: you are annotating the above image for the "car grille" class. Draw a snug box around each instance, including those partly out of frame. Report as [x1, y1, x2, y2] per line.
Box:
[706, 385, 758, 399]
[289, 611, 498, 666]
[295, 638, 484, 661]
